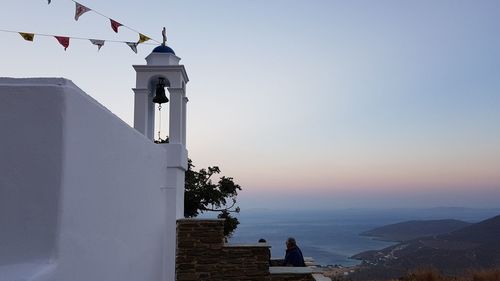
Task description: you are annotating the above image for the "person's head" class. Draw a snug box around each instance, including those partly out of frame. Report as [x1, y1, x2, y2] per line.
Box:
[258, 238, 267, 243]
[286, 237, 297, 249]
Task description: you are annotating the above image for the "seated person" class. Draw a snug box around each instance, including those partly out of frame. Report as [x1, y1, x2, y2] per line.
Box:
[283, 237, 306, 267]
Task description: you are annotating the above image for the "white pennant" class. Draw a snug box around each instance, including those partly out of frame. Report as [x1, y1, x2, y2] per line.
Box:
[126, 42, 138, 54]
[90, 39, 105, 51]
[75, 2, 91, 21]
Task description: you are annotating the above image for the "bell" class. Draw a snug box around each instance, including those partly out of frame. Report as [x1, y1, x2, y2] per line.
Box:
[153, 78, 169, 104]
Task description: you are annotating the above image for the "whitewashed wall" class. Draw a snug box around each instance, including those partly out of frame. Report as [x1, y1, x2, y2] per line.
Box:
[0, 78, 174, 281]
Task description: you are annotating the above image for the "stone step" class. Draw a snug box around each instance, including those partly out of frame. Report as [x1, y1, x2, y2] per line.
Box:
[312, 273, 332, 281]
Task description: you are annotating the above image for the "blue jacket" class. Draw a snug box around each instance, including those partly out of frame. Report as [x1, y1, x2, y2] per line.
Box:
[284, 246, 306, 267]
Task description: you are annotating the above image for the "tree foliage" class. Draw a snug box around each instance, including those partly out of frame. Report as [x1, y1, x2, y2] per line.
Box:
[184, 159, 241, 238]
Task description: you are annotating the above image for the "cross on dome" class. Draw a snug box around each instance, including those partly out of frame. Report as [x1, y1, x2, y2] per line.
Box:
[154, 27, 175, 54]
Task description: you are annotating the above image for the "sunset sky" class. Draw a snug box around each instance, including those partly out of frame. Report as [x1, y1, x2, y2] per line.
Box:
[1, 0, 499, 209]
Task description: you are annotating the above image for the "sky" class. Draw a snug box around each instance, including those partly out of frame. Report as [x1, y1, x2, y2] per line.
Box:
[1, 0, 499, 210]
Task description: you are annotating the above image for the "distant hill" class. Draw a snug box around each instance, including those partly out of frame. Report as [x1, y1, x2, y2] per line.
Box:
[351, 215, 500, 280]
[361, 219, 472, 242]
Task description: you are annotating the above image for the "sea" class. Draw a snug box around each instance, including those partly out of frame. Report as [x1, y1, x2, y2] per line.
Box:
[228, 208, 500, 266]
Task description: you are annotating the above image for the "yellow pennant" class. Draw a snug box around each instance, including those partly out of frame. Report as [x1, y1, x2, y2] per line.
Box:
[19, 32, 35, 42]
[138, 33, 150, 44]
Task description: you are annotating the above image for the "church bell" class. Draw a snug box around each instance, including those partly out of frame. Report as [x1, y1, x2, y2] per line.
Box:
[153, 78, 169, 104]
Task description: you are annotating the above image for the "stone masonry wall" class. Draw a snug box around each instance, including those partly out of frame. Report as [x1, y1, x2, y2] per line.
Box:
[221, 245, 271, 280]
[176, 219, 224, 280]
[176, 219, 271, 281]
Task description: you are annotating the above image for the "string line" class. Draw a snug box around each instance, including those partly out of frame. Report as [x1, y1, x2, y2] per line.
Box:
[65, 0, 161, 44]
[0, 28, 157, 45]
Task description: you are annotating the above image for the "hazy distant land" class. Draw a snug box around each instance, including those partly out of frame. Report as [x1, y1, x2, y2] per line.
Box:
[351, 214, 500, 280]
[360, 219, 472, 242]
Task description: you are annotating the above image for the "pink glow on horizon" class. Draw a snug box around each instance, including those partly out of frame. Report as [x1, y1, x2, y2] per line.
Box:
[235, 162, 500, 193]
[223, 140, 500, 196]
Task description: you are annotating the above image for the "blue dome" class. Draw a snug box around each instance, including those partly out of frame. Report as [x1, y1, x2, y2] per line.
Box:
[152, 45, 175, 55]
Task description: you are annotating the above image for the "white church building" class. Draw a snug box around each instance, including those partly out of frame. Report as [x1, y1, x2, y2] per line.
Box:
[0, 44, 188, 281]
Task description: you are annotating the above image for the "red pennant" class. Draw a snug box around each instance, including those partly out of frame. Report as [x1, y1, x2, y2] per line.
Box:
[55, 36, 70, 50]
[110, 19, 123, 33]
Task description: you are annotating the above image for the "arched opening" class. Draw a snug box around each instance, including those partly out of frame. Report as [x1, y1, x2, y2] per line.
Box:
[148, 76, 170, 143]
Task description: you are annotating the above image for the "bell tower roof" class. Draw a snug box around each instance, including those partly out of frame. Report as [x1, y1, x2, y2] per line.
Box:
[145, 45, 180, 66]
[152, 45, 175, 55]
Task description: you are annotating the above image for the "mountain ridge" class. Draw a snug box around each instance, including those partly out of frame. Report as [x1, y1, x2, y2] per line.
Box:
[360, 219, 472, 242]
[351, 215, 500, 280]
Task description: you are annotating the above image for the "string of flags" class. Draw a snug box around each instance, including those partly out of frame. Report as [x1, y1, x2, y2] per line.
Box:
[0, 29, 155, 53]
[0, 0, 163, 53]
[47, 0, 158, 44]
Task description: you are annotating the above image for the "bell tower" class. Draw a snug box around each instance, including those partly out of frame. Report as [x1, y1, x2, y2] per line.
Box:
[132, 41, 189, 216]
[132, 39, 189, 281]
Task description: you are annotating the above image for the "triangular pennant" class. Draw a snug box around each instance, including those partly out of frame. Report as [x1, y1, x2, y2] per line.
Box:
[126, 42, 138, 54]
[75, 2, 91, 21]
[110, 19, 123, 33]
[90, 39, 105, 51]
[55, 36, 70, 50]
[138, 33, 150, 44]
[19, 32, 35, 42]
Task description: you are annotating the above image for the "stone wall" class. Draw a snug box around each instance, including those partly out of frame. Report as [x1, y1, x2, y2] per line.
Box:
[176, 219, 330, 281]
[176, 219, 224, 280]
[176, 219, 271, 281]
[222, 245, 271, 280]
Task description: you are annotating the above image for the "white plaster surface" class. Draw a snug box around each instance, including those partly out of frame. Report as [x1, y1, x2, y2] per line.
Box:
[145, 53, 181, 66]
[0, 78, 174, 281]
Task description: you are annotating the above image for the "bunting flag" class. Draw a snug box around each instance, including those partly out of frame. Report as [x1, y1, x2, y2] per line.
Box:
[90, 39, 105, 51]
[2, 28, 161, 53]
[19, 32, 35, 42]
[126, 42, 138, 54]
[138, 33, 150, 44]
[110, 19, 123, 33]
[43, 0, 160, 44]
[75, 2, 91, 21]
[55, 36, 70, 50]
[3, 29, 157, 48]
